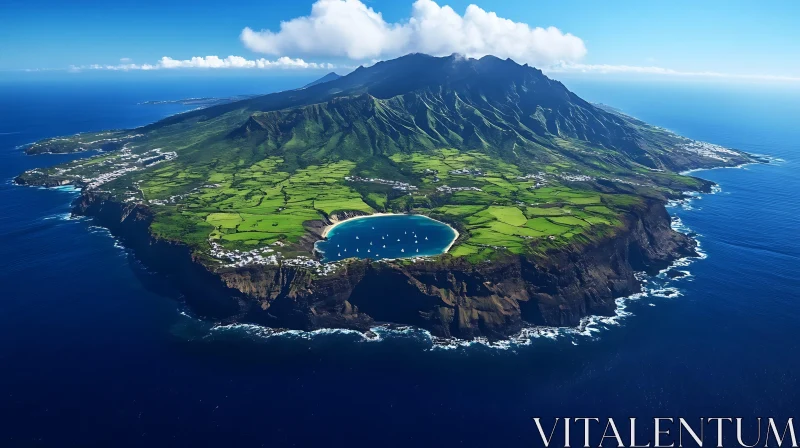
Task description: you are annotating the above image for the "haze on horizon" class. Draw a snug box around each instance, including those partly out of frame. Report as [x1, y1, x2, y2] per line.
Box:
[2, 0, 798, 85]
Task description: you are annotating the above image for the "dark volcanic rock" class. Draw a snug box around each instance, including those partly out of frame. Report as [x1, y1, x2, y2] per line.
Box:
[14, 173, 75, 188]
[73, 192, 697, 340]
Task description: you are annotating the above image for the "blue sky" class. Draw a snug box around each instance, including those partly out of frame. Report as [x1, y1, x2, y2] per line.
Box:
[2, 0, 798, 83]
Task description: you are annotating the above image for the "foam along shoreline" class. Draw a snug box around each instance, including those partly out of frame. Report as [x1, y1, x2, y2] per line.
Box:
[319, 212, 460, 255]
[679, 154, 777, 176]
[275, 199, 708, 350]
[201, 237, 700, 351]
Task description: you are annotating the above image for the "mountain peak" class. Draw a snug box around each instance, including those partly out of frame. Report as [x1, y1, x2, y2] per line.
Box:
[301, 71, 342, 89]
[310, 53, 552, 100]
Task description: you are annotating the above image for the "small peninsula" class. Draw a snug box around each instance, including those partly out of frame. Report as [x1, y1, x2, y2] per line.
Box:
[15, 53, 758, 340]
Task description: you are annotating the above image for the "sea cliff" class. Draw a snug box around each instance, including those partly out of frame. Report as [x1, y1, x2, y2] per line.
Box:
[72, 191, 695, 340]
[17, 53, 757, 340]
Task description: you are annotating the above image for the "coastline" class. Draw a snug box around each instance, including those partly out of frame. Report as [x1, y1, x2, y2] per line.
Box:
[39, 178, 701, 340]
[13, 127, 754, 340]
[679, 153, 775, 176]
[321, 212, 398, 238]
[320, 212, 461, 255]
[20, 158, 741, 347]
[196, 193, 703, 349]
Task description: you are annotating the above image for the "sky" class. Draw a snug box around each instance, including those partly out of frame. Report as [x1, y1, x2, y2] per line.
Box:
[1, 0, 799, 83]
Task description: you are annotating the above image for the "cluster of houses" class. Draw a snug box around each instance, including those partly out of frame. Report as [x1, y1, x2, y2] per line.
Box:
[516, 170, 652, 190]
[209, 241, 279, 267]
[284, 256, 339, 276]
[559, 173, 594, 182]
[435, 185, 483, 193]
[84, 166, 141, 190]
[28, 132, 143, 153]
[76, 133, 143, 147]
[422, 169, 442, 182]
[608, 177, 646, 187]
[679, 139, 738, 162]
[517, 172, 549, 189]
[75, 146, 178, 190]
[37, 144, 180, 199]
[208, 241, 340, 276]
[148, 192, 191, 206]
[344, 175, 418, 192]
[449, 168, 484, 176]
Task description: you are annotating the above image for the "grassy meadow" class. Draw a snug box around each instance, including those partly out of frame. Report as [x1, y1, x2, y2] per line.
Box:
[106, 148, 634, 262]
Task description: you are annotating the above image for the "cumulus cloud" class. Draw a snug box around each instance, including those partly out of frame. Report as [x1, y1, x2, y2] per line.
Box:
[240, 0, 587, 67]
[546, 63, 800, 82]
[69, 55, 335, 71]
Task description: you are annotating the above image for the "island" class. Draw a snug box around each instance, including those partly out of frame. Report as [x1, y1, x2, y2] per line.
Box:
[15, 53, 759, 340]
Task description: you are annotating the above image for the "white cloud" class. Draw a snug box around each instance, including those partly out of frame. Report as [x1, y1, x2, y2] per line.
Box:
[157, 55, 334, 69]
[69, 55, 335, 72]
[546, 63, 800, 82]
[241, 0, 587, 67]
[38, 57, 800, 84]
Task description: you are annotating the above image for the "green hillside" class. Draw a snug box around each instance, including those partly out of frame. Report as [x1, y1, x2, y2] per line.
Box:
[17, 53, 752, 267]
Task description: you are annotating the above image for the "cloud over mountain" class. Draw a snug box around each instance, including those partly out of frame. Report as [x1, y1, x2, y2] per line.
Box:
[240, 0, 587, 67]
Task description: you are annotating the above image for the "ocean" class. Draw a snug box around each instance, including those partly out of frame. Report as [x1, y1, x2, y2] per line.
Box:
[1, 76, 798, 447]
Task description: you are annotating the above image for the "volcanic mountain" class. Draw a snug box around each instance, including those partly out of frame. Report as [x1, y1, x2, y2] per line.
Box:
[15, 53, 755, 339]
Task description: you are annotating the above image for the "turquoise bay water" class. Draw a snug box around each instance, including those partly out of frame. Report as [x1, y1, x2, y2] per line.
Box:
[316, 214, 457, 262]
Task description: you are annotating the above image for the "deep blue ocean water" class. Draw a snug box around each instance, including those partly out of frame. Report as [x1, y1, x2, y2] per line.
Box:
[316, 214, 457, 262]
[1, 77, 799, 447]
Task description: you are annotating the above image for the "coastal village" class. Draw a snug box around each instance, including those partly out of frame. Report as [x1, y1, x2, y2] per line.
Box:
[678, 139, 741, 162]
[344, 175, 418, 192]
[18, 126, 747, 277]
[209, 241, 341, 276]
[29, 144, 178, 193]
[208, 219, 446, 276]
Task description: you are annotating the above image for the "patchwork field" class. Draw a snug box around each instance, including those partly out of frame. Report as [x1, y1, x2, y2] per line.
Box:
[74, 147, 629, 263]
[16, 52, 752, 271]
[139, 159, 374, 249]
[21, 137, 654, 265]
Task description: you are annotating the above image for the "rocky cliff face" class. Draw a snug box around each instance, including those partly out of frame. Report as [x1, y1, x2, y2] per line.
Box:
[73, 192, 696, 340]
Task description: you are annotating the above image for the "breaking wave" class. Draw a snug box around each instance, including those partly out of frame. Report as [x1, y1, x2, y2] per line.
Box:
[175, 237, 703, 353]
[168, 171, 722, 352]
